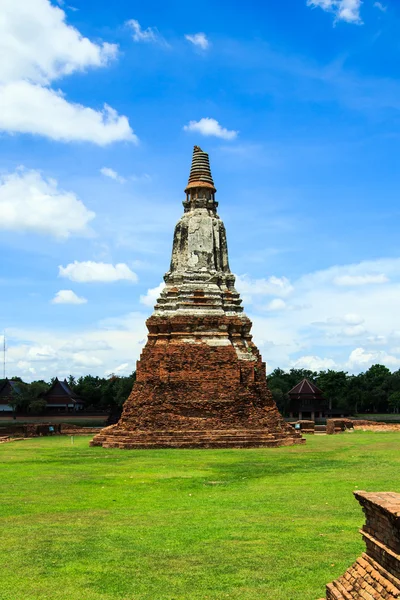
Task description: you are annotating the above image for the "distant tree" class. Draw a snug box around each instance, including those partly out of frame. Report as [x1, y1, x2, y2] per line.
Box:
[363, 364, 391, 413]
[316, 370, 348, 411]
[74, 375, 104, 410]
[29, 398, 47, 415]
[7, 387, 20, 421]
[18, 381, 50, 412]
[388, 391, 400, 414]
[67, 375, 77, 389]
[269, 387, 289, 414]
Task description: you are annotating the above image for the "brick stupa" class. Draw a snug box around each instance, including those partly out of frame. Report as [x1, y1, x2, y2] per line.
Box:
[91, 146, 303, 449]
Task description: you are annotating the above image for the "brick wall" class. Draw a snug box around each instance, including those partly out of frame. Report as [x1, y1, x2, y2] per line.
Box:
[324, 491, 400, 599]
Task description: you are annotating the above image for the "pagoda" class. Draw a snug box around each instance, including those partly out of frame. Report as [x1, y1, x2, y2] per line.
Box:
[91, 146, 303, 449]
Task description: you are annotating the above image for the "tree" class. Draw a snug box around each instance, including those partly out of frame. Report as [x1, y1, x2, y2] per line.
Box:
[388, 391, 400, 414]
[269, 387, 289, 414]
[7, 387, 20, 421]
[29, 398, 47, 415]
[363, 364, 391, 413]
[316, 370, 348, 411]
[18, 381, 49, 412]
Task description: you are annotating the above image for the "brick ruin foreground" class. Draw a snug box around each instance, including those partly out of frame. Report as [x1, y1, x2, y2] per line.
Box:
[324, 491, 400, 599]
[91, 146, 303, 449]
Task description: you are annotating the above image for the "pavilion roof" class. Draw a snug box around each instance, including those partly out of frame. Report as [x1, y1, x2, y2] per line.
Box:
[288, 378, 324, 397]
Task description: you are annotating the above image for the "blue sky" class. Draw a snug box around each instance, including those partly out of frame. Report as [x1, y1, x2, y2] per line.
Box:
[1, 0, 400, 380]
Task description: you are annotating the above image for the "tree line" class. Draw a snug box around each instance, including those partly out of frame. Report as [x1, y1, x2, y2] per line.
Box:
[5, 364, 400, 416]
[6, 373, 136, 415]
[268, 365, 400, 415]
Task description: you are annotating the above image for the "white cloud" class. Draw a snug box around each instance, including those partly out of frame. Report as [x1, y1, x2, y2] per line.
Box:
[266, 299, 287, 311]
[100, 167, 126, 183]
[6, 312, 147, 381]
[26, 344, 57, 362]
[52, 290, 87, 304]
[0, 82, 136, 145]
[347, 347, 400, 369]
[291, 355, 337, 371]
[236, 257, 400, 374]
[342, 324, 366, 337]
[185, 33, 209, 50]
[184, 118, 238, 140]
[0, 0, 117, 85]
[307, 0, 362, 24]
[0, 0, 135, 144]
[140, 282, 164, 307]
[72, 352, 103, 367]
[373, 2, 387, 11]
[343, 313, 364, 325]
[114, 362, 130, 374]
[333, 273, 388, 286]
[236, 274, 293, 300]
[59, 261, 138, 283]
[61, 339, 111, 351]
[0, 168, 95, 239]
[126, 19, 161, 43]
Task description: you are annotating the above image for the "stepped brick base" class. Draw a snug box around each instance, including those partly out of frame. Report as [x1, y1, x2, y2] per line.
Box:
[323, 491, 400, 599]
[90, 428, 304, 449]
[91, 315, 303, 449]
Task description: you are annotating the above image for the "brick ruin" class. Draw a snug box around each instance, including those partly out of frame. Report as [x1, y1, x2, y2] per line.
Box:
[324, 491, 400, 599]
[91, 146, 303, 449]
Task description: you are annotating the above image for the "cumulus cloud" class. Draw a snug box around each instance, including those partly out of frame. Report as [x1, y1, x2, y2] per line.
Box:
[236, 257, 400, 373]
[126, 19, 162, 43]
[140, 282, 164, 307]
[61, 339, 111, 352]
[100, 167, 126, 183]
[347, 347, 400, 369]
[343, 313, 364, 325]
[0, 168, 95, 239]
[6, 312, 147, 381]
[185, 33, 209, 50]
[306, 0, 362, 24]
[0, 83, 136, 145]
[59, 261, 138, 283]
[72, 352, 103, 367]
[291, 355, 337, 371]
[333, 273, 389, 286]
[265, 299, 287, 311]
[0, 0, 135, 144]
[51, 290, 87, 304]
[184, 118, 238, 140]
[236, 274, 293, 300]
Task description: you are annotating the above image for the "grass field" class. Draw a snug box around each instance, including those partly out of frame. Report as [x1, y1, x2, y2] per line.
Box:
[0, 433, 399, 600]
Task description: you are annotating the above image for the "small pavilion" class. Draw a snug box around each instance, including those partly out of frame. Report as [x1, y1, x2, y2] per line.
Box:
[41, 378, 84, 413]
[288, 378, 328, 421]
[0, 379, 20, 412]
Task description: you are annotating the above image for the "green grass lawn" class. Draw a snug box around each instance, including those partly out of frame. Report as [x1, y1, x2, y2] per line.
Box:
[0, 432, 399, 600]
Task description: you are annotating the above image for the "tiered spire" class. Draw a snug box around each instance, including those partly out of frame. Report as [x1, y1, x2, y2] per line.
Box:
[185, 146, 216, 192]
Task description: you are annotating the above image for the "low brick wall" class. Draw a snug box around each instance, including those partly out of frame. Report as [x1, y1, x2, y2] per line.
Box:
[60, 424, 101, 435]
[326, 419, 354, 435]
[0, 423, 101, 438]
[323, 491, 400, 599]
[297, 420, 315, 434]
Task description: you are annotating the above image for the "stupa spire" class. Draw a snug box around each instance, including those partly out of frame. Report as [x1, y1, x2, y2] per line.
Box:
[185, 145, 216, 193]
